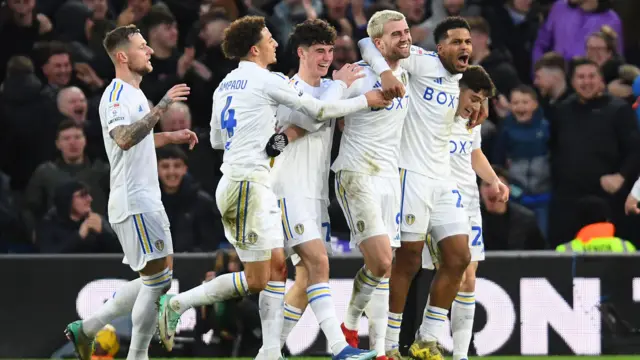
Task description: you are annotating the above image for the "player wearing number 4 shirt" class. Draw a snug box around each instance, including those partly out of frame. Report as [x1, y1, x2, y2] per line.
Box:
[421, 66, 509, 360]
[157, 15, 390, 360]
[358, 16, 489, 360]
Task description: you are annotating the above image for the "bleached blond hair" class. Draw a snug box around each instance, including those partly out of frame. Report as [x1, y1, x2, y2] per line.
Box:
[367, 10, 406, 39]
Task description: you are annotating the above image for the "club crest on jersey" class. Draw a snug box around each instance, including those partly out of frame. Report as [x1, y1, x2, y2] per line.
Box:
[155, 240, 164, 251]
[405, 214, 416, 225]
[401, 72, 408, 86]
[246, 232, 258, 244]
[294, 224, 304, 235]
[356, 220, 366, 233]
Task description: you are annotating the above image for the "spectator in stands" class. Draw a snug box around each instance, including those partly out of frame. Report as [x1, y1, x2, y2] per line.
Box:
[157, 145, 223, 252]
[57, 86, 104, 160]
[395, 0, 429, 45]
[533, 52, 572, 116]
[39, 41, 73, 98]
[193, 249, 262, 357]
[272, 0, 323, 46]
[416, 0, 481, 50]
[493, 85, 551, 236]
[25, 120, 109, 229]
[117, 0, 152, 27]
[481, 166, 546, 250]
[556, 196, 636, 252]
[482, 0, 541, 83]
[533, 0, 623, 66]
[158, 103, 222, 194]
[548, 58, 640, 246]
[0, 0, 53, 84]
[0, 170, 30, 253]
[82, 0, 110, 21]
[0, 55, 58, 191]
[331, 35, 358, 72]
[467, 16, 521, 98]
[37, 180, 117, 253]
[586, 25, 624, 85]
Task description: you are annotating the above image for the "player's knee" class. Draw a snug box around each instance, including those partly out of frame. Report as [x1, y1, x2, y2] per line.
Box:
[444, 249, 471, 275]
[396, 244, 423, 275]
[271, 251, 288, 281]
[370, 254, 392, 277]
[246, 272, 270, 293]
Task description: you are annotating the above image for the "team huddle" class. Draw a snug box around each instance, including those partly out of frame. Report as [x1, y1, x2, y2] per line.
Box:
[63, 9, 509, 360]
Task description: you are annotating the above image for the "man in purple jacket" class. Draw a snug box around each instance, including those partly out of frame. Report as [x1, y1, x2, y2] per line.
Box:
[533, 0, 623, 66]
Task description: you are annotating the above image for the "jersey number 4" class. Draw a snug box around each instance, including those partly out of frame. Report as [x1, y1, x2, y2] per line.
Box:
[220, 96, 237, 149]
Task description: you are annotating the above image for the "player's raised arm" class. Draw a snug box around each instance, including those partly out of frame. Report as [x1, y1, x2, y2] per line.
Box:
[265, 72, 389, 121]
[109, 84, 190, 150]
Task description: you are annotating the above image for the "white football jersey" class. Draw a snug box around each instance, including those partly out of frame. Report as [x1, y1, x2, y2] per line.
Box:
[449, 118, 481, 211]
[331, 64, 409, 178]
[360, 40, 462, 179]
[271, 76, 343, 201]
[99, 79, 164, 223]
[210, 61, 368, 186]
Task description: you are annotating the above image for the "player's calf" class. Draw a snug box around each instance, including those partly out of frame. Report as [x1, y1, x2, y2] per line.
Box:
[281, 264, 309, 348]
[385, 240, 423, 352]
[258, 248, 288, 358]
[130, 257, 173, 360]
[451, 262, 478, 360]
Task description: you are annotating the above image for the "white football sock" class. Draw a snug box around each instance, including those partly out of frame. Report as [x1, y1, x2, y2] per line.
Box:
[281, 302, 304, 348]
[451, 292, 475, 360]
[364, 278, 389, 357]
[260, 281, 286, 355]
[344, 267, 383, 330]
[82, 278, 142, 337]
[170, 271, 248, 315]
[127, 268, 172, 360]
[307, 283, 349, 355]
[385, 311, 403, 352]
[418, 305, 449, 343]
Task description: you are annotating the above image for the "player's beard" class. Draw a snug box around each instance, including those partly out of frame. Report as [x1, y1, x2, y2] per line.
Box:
[130, 63, 152, 76]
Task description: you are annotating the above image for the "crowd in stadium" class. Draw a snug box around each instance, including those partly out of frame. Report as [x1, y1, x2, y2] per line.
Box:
[1, 0, 640, 255]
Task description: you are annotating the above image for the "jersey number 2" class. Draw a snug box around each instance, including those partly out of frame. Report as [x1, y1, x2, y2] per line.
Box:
[220, 95, 237, 138]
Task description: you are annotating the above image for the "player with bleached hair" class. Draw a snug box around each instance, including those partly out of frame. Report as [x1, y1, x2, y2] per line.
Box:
[157, 15, 390, 360]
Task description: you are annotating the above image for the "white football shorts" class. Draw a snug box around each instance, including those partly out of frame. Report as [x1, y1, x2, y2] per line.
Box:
[278, 197, 332, 266]
[422, 207, 485, 269]
[399, 168, 469, 244]
[111, 210, 173, 272]
[334, 170, 401, 249]
[216, 175, 284, 263]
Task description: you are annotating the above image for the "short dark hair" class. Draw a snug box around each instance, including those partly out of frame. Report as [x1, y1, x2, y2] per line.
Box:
[576, 195, 612, 226]
[569, 57, 601, 79]
[103, 25, 141, 55]
[459, 65, 496, 98]
[45, 41, 71, 63]
[510, 84, 538, 101]
[157, 145, 188, 163]
[6, 56, 34, 77]
[534, 51, 566, 72]
[222, 16, 266, 60]
[200, 10, 229, 28]
[57, 119, 84, 137]
[145, 8, 176, 30]
[290, 19, 337, 51]
[466, 16, 490, 36]
[433, 17, 470, 44]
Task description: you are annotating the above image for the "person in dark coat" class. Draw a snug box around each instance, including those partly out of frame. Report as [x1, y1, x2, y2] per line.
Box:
[481, 166, 546, 250]
[37, 180, 118, 253]
[157, 145, 224, 252]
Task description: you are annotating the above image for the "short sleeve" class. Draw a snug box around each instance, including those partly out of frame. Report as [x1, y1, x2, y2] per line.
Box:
[105, 101, 131, 132]
[472, 125, 482, 150]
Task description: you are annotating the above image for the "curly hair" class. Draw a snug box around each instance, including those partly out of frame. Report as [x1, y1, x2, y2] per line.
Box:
[459, 65, 496, 98]
[222, 16, 266, 60]
[103, 25, 140, 54]
[433, 16, 470, 44]
[289, 19, 337, 50]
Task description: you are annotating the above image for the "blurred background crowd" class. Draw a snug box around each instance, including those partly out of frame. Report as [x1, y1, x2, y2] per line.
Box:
[1, 0, 640, 255]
